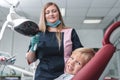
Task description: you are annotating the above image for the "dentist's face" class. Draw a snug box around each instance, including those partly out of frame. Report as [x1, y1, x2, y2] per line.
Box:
[45, 5, 59, 23]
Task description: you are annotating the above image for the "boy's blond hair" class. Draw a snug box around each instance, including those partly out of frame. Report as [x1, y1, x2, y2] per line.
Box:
[72, 48, 95, 65]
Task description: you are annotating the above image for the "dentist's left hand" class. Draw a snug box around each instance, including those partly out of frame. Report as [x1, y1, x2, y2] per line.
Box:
[30, 34, 39, 52]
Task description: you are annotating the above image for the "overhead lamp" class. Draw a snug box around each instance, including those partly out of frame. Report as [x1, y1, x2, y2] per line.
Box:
[83, 17, 102, 24]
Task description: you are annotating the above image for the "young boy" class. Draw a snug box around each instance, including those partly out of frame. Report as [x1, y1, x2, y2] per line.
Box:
[54, 48, 95, 80]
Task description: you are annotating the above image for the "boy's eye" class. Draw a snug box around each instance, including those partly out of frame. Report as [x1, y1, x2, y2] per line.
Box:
[76, 62, 81, 65]
[70, 57, 74, 60]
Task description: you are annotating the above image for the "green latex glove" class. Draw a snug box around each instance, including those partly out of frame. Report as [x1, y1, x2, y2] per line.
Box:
[30, 34, 39, 52]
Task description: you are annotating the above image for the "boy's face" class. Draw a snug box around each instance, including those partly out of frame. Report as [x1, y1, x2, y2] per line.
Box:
[65, 52, 86, 75]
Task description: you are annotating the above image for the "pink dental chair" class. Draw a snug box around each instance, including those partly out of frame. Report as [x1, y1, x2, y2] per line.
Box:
[72, 21, 120, 80]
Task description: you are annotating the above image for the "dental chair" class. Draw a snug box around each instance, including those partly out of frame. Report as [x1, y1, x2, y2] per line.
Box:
[72, 21, 120, 80]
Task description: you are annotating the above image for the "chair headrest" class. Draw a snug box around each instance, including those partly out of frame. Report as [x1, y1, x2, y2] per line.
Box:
[102, 21, 120, 45]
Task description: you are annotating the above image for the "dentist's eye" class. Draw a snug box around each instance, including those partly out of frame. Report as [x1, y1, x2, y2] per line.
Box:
[45, 11, 50, 14]
[52, 9, 57, 13]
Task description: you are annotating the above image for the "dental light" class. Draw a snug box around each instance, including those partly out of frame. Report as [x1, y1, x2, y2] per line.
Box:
[0, 0, 39, 40]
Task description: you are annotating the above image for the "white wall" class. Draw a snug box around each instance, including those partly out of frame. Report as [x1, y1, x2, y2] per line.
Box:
[76, 29, 103, 48]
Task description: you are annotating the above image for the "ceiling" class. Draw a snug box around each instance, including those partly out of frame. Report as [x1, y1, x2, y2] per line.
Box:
[0, 0, 120, 30]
